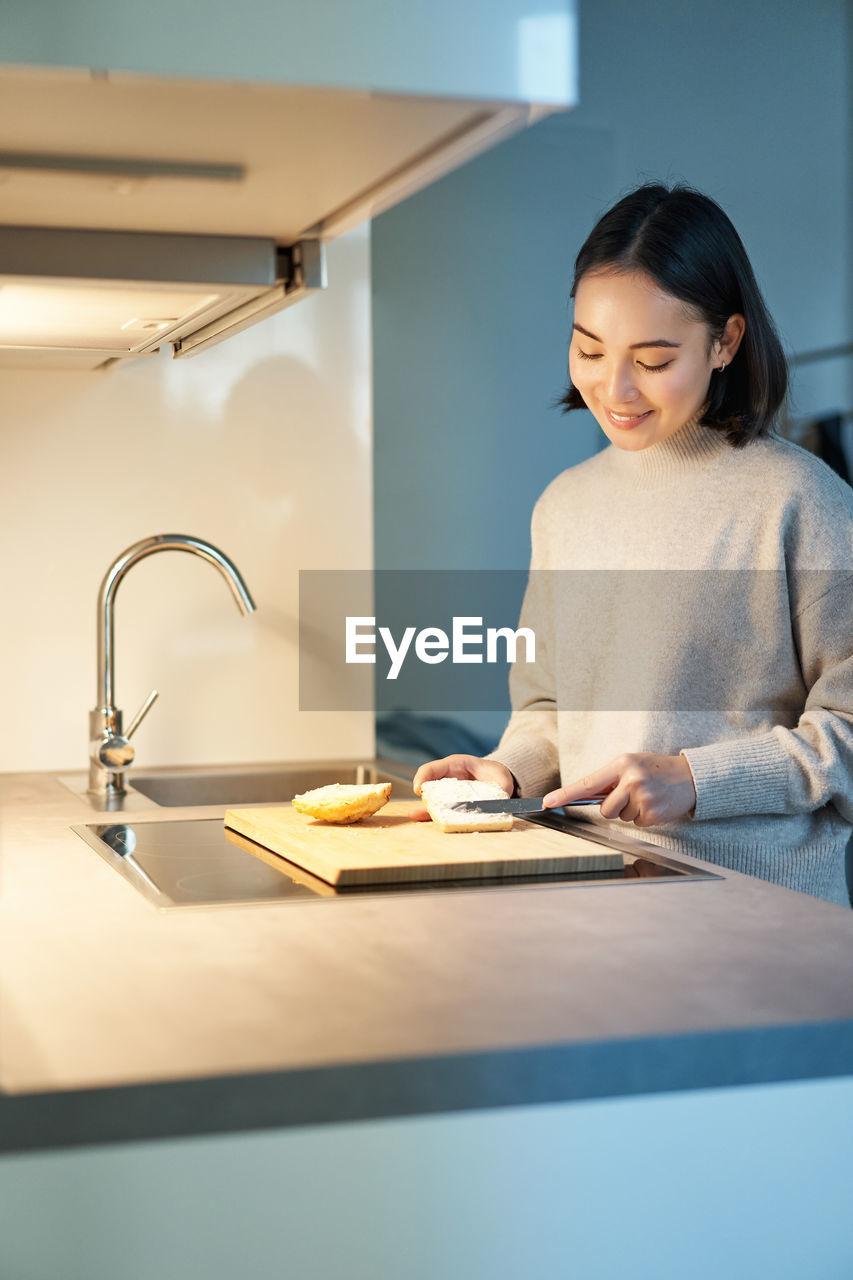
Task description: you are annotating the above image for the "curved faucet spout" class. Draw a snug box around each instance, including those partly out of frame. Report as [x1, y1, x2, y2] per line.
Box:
[88, 534, 256, 801]
[96, 534, 256, 711]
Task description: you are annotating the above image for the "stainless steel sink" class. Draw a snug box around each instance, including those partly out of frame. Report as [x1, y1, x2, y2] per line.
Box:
[60, 758, 416, 811]
[131, 759, 415, 807]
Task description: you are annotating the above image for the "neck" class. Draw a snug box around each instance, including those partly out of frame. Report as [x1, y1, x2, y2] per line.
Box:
[605, 416, 730, 483]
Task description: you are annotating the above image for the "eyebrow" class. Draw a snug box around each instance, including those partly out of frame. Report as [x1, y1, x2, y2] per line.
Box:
[573, 322, 681, 351]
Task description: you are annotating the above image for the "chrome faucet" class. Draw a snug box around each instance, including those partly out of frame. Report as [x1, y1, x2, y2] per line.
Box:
[88, 534, 256, 802]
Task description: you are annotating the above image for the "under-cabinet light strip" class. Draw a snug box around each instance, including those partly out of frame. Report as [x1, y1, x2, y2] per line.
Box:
[0, 152, 245, 183]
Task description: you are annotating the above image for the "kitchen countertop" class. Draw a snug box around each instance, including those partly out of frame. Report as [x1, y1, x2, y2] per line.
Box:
[2, 769, 853, 1154]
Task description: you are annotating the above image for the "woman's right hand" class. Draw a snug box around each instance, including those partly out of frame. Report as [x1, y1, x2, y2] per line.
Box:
[410, 755, 517, 821]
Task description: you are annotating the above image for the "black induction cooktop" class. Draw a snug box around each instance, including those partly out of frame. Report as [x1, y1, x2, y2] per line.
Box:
[72, 811, 720, 910]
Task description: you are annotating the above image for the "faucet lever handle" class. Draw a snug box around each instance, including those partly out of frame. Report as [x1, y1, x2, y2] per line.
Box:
[126, 689, 159, 740]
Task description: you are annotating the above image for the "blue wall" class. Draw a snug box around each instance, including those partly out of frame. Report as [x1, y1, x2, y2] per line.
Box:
[372, 119, 609, 575]
[372, 122, 612, 750]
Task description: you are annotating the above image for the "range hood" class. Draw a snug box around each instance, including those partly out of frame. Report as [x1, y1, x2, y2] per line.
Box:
[0, 226, 324, 370]
[0, 68, 561, 369]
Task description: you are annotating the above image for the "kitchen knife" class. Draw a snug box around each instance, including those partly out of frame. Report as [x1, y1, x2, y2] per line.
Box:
[451, 795, 610, 814]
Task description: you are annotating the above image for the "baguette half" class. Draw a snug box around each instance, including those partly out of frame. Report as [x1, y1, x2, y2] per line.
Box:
[292, 782, 392, 824]
[420, 778, 514, 833]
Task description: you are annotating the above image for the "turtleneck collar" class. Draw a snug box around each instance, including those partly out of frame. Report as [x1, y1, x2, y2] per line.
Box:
[603, 415, 732, 485]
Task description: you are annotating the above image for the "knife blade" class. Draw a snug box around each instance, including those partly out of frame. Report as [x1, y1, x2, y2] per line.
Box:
[451, 795, 610, 814]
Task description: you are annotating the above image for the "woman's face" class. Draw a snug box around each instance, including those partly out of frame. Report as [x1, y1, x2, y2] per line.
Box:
[569, 269, 725, 451]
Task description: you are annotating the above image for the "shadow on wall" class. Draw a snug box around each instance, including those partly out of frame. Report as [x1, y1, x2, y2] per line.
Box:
[117, 351, 370, 766]
[160, 351, 373, 724]
[216, 352, 368, 560]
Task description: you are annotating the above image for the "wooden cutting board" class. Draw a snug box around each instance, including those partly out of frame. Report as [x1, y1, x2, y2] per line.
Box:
[224, 800, 623, 887]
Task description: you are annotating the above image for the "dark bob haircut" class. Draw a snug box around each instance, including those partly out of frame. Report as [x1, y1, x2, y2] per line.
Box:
[559, 183, 788, 446]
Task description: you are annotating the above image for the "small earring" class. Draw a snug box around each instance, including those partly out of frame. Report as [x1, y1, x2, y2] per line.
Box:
[718, 361, 726, 372]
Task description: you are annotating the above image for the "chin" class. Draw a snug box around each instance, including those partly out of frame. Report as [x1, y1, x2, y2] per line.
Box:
[600, 427, 654, 451]
[604, 435, 645, 450]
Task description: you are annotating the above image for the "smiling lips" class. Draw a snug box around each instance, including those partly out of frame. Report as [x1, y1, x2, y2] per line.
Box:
[605, 407, 653, 429]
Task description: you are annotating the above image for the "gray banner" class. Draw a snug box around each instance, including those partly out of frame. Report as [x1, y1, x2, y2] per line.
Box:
[298, 569, 852, 713]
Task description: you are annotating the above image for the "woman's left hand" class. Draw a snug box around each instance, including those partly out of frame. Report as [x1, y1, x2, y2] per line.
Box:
[544, 753, 697, 827]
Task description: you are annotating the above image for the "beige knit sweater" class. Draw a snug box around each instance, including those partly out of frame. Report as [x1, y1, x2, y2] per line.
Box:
[491, 418, 853, 905]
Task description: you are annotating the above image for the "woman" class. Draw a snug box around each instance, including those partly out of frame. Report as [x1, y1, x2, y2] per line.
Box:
[413, 183, 853, 905]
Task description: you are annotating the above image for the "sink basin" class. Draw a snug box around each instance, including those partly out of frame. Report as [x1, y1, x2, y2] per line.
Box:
[130, 759, 415, 807]
[61, 758, 416, 811]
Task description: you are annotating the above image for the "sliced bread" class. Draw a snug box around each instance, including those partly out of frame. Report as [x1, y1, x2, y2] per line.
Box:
[291, 782, 392, 824]
[420, 778, 514, 833]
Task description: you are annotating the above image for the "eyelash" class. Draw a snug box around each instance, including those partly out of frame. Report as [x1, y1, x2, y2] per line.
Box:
[575, 348, 673, 373]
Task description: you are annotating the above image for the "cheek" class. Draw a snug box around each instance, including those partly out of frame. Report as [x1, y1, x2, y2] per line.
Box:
[569, 354, 592, 388]
[660, 360, 713, 406]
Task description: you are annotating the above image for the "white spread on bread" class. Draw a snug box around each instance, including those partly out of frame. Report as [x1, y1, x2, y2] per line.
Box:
[420, 778, 513, 833]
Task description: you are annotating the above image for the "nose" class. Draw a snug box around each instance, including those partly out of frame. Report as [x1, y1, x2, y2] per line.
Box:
[605, 359, 640, 404]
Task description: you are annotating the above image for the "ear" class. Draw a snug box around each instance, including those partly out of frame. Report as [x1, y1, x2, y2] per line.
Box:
[715, 314, 746, 366]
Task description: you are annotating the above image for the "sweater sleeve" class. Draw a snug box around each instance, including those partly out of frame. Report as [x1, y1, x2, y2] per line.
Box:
[682, 574, 853, 823]
[486, 489, 563, 796]
[487, 565, 562, 796]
